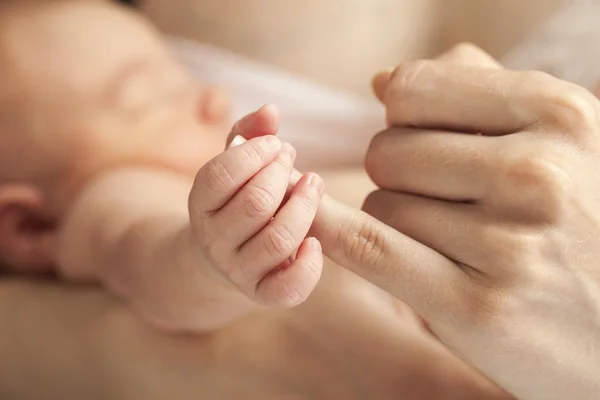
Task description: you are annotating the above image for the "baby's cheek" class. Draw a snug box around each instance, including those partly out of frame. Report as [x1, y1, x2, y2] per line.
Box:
[166, 130, 226, 176]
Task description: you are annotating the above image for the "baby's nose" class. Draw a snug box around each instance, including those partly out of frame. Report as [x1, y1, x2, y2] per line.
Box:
[199, 86, 232, 125]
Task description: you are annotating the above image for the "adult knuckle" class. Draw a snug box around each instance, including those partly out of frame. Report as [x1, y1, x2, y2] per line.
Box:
[391, 60, 430, 92]
[500, 150, 573, 224]
[530, 73, 598, 131]
[265, 224, 297, 259]
[243, 184, 278, 218]
[386, 60, 431, 124]
[554, 90, 597, 130]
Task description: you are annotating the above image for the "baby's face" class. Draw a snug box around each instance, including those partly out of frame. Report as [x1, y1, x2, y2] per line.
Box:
[0, 1, 230, 198]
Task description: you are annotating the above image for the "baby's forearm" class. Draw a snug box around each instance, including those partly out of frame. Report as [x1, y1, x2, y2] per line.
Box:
[108, 217, 258, 331]
[57, 168, 260, 332]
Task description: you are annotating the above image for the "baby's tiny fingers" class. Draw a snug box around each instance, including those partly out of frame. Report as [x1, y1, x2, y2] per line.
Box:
[255, 237, 323, 308]
[226, 104, 279, 147]
[190, 135, 282, 217]
[209, 143, 296, 251]
[233, 173, 324, 289]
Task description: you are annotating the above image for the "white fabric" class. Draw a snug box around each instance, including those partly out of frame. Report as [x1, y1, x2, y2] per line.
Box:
[168, 37, 385, 171]
[169, 4, 600, 170]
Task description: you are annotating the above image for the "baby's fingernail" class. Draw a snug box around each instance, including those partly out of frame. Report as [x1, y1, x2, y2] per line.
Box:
[229, 135, 246, 148]
[259, 103, 278, 115]
[307, 173, 324, 193]
[310, 237, 322, 252]
[282, 142, 297, 161]
[258, 135, 282, 152]
[290, 169, 302, 185]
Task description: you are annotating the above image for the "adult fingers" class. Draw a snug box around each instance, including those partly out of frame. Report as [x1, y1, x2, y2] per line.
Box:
[372, 43, 501, 103]
[362, 190, 534, 282]
[309, 193, 468, 321]
[366, 128, 497, 201]
[382, 61, 600, 135]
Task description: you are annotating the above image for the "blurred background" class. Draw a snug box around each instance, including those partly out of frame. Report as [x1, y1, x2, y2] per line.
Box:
[138, 0, 565, 96]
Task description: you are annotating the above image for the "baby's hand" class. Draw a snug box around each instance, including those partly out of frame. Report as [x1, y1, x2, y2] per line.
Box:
[188, 107, 325, 308]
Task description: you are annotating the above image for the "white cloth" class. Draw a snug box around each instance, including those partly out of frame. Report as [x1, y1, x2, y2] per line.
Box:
[170, 4, 600, 171]
[168, 37, 385, 171]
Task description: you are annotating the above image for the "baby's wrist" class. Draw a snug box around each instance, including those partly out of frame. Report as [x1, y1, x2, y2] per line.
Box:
[178, 227, 248, 300]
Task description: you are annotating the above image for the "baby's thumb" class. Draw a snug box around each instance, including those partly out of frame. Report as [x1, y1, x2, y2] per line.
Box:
[226, 104, 280, 148]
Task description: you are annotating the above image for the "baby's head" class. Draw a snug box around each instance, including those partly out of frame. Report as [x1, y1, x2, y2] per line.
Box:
[0, 0, 231, 268]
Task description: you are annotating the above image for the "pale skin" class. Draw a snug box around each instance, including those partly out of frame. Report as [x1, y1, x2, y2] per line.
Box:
[1, 2, 599, 400]
[0, 2, 512, 399]
[0, 1, 451, 338]
[353, 45, 600, 400]
[0, 1, 332, 332]
[56, 106, 328, 331]
[0, 8, 512, 393]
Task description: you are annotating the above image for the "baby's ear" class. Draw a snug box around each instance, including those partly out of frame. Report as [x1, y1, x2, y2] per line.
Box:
[0, 185, 56, 271]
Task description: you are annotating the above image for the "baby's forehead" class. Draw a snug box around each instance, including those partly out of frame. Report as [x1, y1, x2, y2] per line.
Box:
[0, 1, 176, 110]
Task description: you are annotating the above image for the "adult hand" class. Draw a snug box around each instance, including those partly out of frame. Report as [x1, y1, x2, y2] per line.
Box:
[338, 44, 600, 400]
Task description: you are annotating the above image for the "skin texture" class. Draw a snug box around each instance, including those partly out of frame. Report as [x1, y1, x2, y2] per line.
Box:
[56, 106, 328, 331]
[0, 1, 329, 331]
[347, 45, 600, 400]
[1, 3, 595, 400]
[0, 116, 511, 399]
[0, 33, 514, 398]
